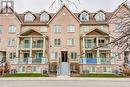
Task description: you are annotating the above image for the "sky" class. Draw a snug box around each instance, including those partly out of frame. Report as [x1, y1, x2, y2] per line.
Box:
[0, 0, 127, 13]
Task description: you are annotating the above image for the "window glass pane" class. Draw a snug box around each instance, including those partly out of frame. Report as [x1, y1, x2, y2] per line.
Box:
[40, 26, 47, 32]
[54, 25, 61, 33]
[0, 25, 2, 34]
[67, 25, 75, 32]
[82, 26, 89, 32]
[9, 25, 16, 33]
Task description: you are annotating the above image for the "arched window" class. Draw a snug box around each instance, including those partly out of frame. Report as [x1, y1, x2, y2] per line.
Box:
[40, 12, 50, 22]
[95, 11, 105, 21]
[24, 12, 35, 22]
[79, 11, 89, 21]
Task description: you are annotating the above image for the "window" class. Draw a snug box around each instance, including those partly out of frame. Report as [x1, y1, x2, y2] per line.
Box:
[80, 12, 89, 21]
[54, 39, 61, 46]
[103, 66, 111, 73]
[85, 39, 93, 48]
[67, 25, 75, 32]
[98, 39, 105, 46]
[9, 25, 16, 33]
[19, 66, 25, 72]
[86, 53, 93, 58]
[100, 26, 104, 30]
[114, 23, 121, 32]
[87, 67, 96, 73]
[8, 39, 15, 46]
[32, 66, 37, 72]
[95, 12, 105, 21]
[9, 52, 16, 59]
[54, 25, 61, 33]
[51, 52, 58, 59]
[67, 38, 76, 45]
[40, 26, 47, 33]
[0, 25, 3, 34]
[82, 26, 89, 33]
[40, 12, 50, 22]
[24, 12, 35, 22]
[71, 52, 77, 59]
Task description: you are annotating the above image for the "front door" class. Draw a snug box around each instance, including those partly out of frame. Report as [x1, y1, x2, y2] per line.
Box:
[61, 51, 68, 62]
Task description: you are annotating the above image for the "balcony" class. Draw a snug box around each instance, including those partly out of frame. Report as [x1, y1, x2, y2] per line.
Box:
[20, 43, 44, 50]
[80, 58, 111, 64]
[85, 43, 110, 50]
[13, 57, 48, 64]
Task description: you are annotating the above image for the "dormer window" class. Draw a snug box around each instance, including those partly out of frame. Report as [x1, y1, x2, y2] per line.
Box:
[40, 12, 50, 22]
[79, 11, 89, 21]
[95, 11, 105, 21]
[24, 12, 35, 22]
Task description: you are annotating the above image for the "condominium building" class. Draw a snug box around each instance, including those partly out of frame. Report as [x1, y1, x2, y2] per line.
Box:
[0, 2, 130, 76]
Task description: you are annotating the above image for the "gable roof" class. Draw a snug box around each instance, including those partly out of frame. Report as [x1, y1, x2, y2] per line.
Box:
[47, 5, 81, 24]
[20, 29, 43, 36]
[109, 3, 130, 22]
[84, 29, 109, 36]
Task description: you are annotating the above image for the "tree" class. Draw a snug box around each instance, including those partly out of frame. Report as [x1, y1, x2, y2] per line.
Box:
[49, 0, 80, 10]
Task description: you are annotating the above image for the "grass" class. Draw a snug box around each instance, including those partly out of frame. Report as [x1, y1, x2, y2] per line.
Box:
[80, 73, 126, 78]
[0, 73, 48, 77]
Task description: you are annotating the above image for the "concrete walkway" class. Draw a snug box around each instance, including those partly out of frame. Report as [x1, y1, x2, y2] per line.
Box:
[0, 77, 130, 81]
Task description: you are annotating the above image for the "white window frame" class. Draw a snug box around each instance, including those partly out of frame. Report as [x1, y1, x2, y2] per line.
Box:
[54, 25, 61, 33]
[51, 52, 58, 59]
[54, 38, 61, 46]
[95, 12, 105, 21]
[9, 25, 16, 33]
[40, 26, 47, 33]
[71, 52, 77, 59]
[80, 12, 89, 21]
[24, 12, 35, 22]
[114, 23, 121, 33]
[87, 67, 96, 73]
[40, 12, 50, 22]
[67, 38, 76, 45]
[82, 26, 89, 33]
[67, 25, 75, 32]
[8, 38, 15, 46]
[103, 66, 112, 73]
[9, 52, 16, 59]
[0, 25, 3, 34]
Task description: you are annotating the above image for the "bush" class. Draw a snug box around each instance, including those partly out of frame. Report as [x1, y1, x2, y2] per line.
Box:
[80, 73, 126, 77]
[0, 73, 48, 77]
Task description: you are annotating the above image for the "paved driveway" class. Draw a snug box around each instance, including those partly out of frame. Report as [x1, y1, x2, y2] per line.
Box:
[0, 78, 130, 87]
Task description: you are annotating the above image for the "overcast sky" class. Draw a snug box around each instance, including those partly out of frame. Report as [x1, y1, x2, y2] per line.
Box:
[0, 0, 127, 13]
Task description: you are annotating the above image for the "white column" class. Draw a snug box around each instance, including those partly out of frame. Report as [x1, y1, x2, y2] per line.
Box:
[16, 37, 20, 57]
[15, 37, 20, 64]
[82, 36, 85, 57]
[96, 37, 100, 64]
[42, 37, 46, 64]
[29, 37, 32, 64]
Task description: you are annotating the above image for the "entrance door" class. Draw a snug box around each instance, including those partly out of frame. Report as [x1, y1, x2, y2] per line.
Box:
[61, 51, 68, 62]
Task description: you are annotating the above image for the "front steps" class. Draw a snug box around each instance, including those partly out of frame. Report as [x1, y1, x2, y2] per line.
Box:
[57, 62, 70, 77]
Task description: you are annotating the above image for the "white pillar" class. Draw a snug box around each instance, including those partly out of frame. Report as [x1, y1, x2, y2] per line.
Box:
[96, 37, 100, 64]
[42, 37, 46, 64]
[16, 37, 20, 58]
[82, 36, 85, 57]
[29, 37, 32, 64]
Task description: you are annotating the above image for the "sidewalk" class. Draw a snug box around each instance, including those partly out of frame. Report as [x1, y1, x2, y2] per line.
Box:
[0, 77, 130, 81]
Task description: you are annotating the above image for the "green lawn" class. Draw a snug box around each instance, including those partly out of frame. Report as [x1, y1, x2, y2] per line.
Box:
[80, 74, 126, 78]
[0, 73, 48, 77]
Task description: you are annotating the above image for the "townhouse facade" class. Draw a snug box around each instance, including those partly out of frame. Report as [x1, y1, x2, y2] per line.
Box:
[0, 2, 130, 76]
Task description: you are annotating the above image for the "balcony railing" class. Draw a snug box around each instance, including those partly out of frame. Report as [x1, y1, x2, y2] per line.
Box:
[20, 44, 44, 49]
[85, 43, 110, 49]
[80, 58, 111, 64]
[13, 57, 48, 64]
